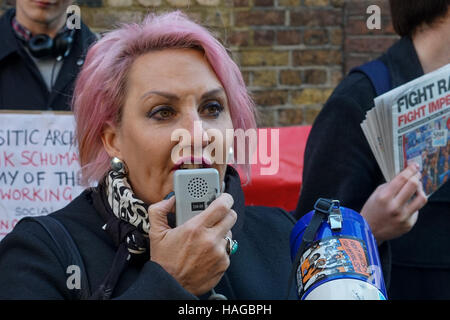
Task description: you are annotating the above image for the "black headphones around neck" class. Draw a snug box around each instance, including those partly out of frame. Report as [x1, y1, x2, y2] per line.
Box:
[26, 28, 76, 59]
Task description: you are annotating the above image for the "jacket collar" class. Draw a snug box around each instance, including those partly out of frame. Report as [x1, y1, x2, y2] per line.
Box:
[224, 165, 245, 235]
[0, 8, 96, 60]
[47, 19, 97, 108]
[0, 9, 21, 62]
[382, 36, 425, 88]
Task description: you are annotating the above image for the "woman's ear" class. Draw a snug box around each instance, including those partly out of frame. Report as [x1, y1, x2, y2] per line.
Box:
[101, 123, 123, 159]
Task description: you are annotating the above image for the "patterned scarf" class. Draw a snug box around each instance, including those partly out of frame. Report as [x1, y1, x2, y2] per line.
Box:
[89, 168, 153, 299]
[105, 168, 150, 235]
[91, 167, 151, 262]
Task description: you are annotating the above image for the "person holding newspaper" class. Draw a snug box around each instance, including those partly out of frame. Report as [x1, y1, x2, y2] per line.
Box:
[295, 0, 450, 299]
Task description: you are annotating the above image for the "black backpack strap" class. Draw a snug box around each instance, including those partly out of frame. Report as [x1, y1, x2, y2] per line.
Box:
[19, 216, 91, 299]
[285, 199, 340, 299]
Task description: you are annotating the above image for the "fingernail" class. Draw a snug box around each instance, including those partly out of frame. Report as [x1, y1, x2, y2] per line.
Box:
[411, 162, 419, 171]
[163, 191, 175, 200]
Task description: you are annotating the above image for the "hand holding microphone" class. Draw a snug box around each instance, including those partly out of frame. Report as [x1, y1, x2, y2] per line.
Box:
[148, 193, 237, 296]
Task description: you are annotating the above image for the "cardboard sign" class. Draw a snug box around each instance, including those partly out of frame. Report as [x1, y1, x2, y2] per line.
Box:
[0, 112, 84, 239]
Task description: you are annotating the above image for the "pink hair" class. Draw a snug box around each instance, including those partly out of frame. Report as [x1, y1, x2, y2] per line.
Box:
[73, 11, 256, 186]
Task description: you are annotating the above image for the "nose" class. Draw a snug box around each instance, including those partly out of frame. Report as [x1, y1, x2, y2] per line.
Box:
[178, 110, 210, 155]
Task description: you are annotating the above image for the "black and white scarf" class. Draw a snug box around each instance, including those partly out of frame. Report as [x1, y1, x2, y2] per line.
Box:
[105, 168, 150, 235]
[89, 168, 153, 299]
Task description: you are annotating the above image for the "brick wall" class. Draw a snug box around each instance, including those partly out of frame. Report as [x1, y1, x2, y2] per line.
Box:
[344, 0, 398, 73]
[0, 0, 399, 127]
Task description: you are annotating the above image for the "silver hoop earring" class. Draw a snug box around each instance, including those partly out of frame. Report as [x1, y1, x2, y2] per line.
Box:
[110, 157, 127, 173]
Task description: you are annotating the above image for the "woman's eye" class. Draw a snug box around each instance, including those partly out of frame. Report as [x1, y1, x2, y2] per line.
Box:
[147, 106, 175, 120]
[202, 102, 224, 118]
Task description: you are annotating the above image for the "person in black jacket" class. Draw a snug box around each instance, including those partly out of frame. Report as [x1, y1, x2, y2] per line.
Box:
[0, 11, 298, 300]
[0, 0, 97, 111]
[295, 0, 450, 299]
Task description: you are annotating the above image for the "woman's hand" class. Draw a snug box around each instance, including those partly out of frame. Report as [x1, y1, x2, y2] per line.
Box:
[361, 163, 428, 244]
[148, 193, 237, 296]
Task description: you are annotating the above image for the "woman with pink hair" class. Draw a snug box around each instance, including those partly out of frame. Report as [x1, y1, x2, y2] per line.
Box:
[0, 11, 297, 300]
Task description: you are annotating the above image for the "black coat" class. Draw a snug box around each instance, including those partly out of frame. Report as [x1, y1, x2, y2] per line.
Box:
[0, 9, 97, 111]
[295, 36, 450, 299]
[0, 167, 298, 299]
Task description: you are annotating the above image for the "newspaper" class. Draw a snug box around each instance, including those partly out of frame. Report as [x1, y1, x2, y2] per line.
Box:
[361, 63, 450, 196]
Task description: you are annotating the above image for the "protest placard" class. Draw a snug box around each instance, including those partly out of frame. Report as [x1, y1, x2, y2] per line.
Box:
[0, 112, 84, 239]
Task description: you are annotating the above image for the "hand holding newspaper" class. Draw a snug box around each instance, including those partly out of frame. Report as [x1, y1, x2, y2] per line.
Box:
[361, 63, 450, 196]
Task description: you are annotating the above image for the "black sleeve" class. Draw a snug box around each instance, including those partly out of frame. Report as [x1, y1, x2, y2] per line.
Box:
[0, 221, 197, 300]
[0, 221, 70, 299]
[295, 94, 385, 218]
[113, 261, 198, 300]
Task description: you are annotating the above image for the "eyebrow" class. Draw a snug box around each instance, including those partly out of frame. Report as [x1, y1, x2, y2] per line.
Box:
[140, 88, 225, 102]
[140, 91, 179, 101]
[200, 88, 225, 100]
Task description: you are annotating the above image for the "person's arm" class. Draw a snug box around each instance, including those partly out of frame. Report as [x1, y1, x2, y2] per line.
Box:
[295, 94, 384, 218]
[294, 94, 427, 288]
[112, 261, 197, 300]
[0, 221, 71, 299]
[295, 94, 427, 240]
[0, 220, 198, 300]
[360, 163, 427, 244]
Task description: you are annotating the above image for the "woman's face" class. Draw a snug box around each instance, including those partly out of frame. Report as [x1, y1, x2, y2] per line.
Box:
[102, 48, 234, 204]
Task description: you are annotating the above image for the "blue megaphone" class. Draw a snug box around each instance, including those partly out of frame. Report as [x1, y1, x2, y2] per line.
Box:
[289, 198, 387, 300]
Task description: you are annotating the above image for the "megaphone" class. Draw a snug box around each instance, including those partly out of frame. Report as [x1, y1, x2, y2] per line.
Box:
[289, 198, 387, 300]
